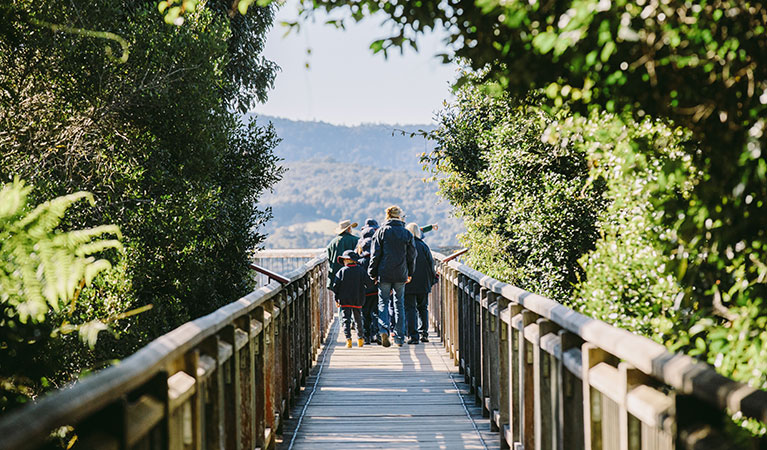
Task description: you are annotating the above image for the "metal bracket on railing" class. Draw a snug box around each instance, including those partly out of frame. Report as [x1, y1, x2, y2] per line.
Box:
[442, 248, 469, 263]
[248, 263, 290, 284]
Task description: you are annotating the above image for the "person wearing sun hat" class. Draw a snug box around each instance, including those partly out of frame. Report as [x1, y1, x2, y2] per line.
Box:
[326, 219, 359, 288]
[331, 249, 368, 348]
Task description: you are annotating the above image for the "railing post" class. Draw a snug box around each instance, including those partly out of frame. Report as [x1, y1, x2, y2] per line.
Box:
[582, 343, 618, 450]
[262, 301, 276, 447]
[276, 292, 289, 429]
[247, 312, 263, 450]
[481, 287, 491, 416]
[534, 319, 557, 450]
[519, 310, 537, 450]
[221, 324, 243, 450]
[472, 282, 483, 400]
[618, 362, 645, 450]
[507, 305, 524, 448]
[558, 331, 584, 450]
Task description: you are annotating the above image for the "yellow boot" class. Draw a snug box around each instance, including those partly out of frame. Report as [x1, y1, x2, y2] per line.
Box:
[345, 338, 352, 348]
[357, 338, 364, 348]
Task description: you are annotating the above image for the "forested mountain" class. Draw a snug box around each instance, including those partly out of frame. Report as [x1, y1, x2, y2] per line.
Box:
[254, 116, 463, 249]
[246, 114, 437, 172]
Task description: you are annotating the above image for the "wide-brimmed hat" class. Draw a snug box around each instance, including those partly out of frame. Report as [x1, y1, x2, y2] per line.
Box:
[334, 219, 358, 234]
[337, 249, 359, 264]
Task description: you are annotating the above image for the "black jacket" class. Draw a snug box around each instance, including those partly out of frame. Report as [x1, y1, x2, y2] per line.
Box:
[332, 263, 368, 308]
[368, 219, 416, 283]
[356, 237, 377, 296]
[405, 237, 437, 295]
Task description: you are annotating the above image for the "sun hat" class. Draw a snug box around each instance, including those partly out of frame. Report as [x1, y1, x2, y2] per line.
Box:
[337, 249, 359, 264]
[334, 219, 358, 234]
[405, 222, 422, 239]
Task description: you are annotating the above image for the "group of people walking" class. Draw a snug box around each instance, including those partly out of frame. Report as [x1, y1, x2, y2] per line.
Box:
[327, 205, 438, 348]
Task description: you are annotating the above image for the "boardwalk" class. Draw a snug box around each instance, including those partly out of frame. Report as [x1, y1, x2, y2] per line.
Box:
[279, 317, 499, 449]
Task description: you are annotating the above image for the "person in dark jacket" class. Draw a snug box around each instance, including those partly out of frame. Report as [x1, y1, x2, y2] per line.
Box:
[359, 218, 379, 238]
[326, 219, 359, 288]
[368, 205, 416, 347]
[332, 250, 368, 348]
[404, 223, 437, 344]
[356, 221, 379, 344]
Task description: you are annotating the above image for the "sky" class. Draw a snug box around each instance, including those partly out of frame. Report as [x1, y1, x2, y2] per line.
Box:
[251, 2, 458, 126]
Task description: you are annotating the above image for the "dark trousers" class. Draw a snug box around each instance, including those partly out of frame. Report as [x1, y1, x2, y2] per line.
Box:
[361, 294, 378, 340]
[404, 293, 429, 340]
[341, 307, 363, 339]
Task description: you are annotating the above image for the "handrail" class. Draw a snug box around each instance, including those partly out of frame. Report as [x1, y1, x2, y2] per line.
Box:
[255, 248, 325, 258]
[442, 247, 468, 263]
[0, 253, 333, 450]
[249, 263, 290, 284]
[430, 251, 767, 449]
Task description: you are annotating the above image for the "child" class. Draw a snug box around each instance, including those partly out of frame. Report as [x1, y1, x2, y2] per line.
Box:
[331, 249, 368, 348]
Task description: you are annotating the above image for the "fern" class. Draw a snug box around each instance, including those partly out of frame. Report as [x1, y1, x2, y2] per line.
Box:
[0, 179, 123, 325]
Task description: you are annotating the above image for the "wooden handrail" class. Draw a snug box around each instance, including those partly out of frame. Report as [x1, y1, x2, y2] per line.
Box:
[441, 247, 468, 263]
[249, 263, 290, 284]
[0, 253, 334, 450]
[430, 252, 767, 449]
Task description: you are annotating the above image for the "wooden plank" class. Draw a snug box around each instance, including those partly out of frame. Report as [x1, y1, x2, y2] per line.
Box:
[281, 321, 500, 450]
[125, 395, 164, 447]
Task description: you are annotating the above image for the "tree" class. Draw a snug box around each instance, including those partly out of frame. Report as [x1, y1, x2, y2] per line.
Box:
[0, 0, 283, 408]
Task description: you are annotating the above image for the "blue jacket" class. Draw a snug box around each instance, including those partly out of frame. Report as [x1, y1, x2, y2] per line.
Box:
[332, 263, 368, 308]
[405, 238, 437, 295]
[368, 219, 416, 283]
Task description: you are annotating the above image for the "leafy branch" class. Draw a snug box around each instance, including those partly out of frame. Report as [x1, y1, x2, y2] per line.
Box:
[0, 179, 123, 336]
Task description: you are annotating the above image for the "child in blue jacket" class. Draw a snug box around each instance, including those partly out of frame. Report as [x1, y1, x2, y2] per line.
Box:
[332, 249, 368, 348]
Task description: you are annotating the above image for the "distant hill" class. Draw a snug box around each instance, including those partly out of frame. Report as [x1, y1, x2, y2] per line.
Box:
[247, 114, 436, 172]
[248, 116, 464, 249]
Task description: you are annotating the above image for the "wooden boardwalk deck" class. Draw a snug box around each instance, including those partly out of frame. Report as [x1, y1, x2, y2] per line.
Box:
[278, 317, 499, 450]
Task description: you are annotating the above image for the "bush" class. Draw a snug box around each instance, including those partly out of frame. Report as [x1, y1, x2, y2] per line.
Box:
[426, 87, 604, 301]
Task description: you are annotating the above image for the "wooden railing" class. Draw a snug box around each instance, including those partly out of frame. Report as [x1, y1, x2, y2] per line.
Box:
[252, 249, 325, 287]
[431, 253, 767, 450]
[0, 253, 333, 450]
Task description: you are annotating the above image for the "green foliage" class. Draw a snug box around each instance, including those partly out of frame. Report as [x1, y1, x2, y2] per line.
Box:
[429, 81, 767, 436]
[557, 113, 698, 339]
[425, 86, 604, 300]
[0, 0, 282, 411]
[0, 179, 121, 326]
[0, 179, 125, 411]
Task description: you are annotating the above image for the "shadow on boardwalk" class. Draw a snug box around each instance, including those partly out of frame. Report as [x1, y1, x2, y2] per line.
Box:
[278, 316, 500, 449]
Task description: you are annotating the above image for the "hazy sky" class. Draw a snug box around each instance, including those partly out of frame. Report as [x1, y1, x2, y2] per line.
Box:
[252, 2, 458, 126]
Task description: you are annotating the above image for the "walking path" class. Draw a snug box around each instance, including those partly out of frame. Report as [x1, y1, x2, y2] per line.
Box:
[278, 317, 500, 449]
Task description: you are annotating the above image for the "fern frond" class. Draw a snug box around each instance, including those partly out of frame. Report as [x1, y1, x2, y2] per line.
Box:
[0, 180, 122, 324]
[16, 191, 95, 236]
